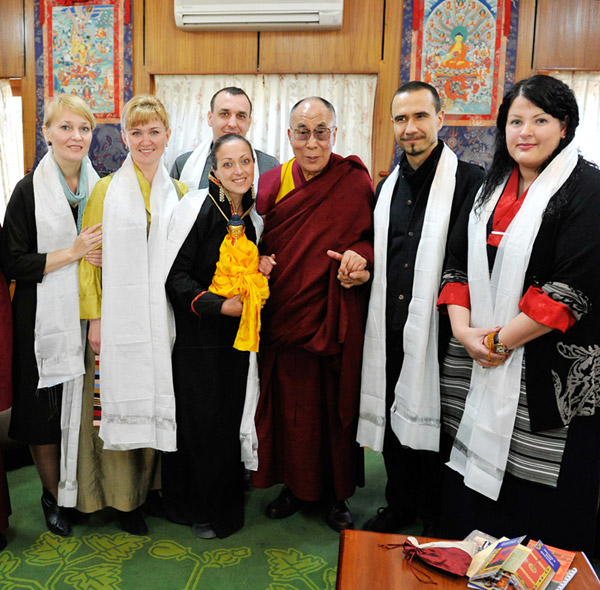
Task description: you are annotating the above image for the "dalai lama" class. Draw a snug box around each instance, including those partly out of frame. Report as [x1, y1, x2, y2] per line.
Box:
[252, 96, 374, 532]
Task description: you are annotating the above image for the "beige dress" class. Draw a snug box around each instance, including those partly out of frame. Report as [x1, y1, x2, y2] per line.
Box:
[75, 343, 159, 512]
[76, 170, 185, 512]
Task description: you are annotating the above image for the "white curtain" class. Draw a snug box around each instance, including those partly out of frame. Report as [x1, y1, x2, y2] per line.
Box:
[155, 74, 378, 173]
[551, 71, 600, 165]
[0, 80, 24, 223]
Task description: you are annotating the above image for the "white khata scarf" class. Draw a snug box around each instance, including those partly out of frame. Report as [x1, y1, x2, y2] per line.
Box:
[33, 151, 99, 506]
[179, 137, 262, 195]
[165, 187, 264, 470]
[99, 154, 180, 451]
[357, 144, 457, 452]
[447, 142, 579, 501]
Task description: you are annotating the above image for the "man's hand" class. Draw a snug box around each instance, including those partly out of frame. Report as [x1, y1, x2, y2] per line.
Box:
[259, 254, 277, 279]
[327, 249, 370, 289]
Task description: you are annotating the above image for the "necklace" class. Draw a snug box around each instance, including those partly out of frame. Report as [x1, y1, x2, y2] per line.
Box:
[208, 171, 254, 222]
[208, 193, 254, 223]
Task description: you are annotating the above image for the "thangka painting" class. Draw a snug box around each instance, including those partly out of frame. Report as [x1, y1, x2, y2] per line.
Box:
[35, 0, 133, 175]
[412, 0, 509, 124]
[395, 0, 519, 169]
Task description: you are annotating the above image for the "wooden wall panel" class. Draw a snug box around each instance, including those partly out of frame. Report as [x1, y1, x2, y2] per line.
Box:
[21, 0, 36, 172]
[514, 0, 536, 81]
[534, 0, 600, 70]
[142, 0, 258, 75]
[0, 0, 25, 78]
[581, 1, 600, 68]
[371, 0, 403, 181]
[259, 0, 383, 73]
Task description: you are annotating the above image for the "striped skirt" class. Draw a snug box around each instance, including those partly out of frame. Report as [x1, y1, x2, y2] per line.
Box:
[440, 337, 568, 488]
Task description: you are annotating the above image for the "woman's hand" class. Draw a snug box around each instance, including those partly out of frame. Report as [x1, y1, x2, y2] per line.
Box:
[85, 247, 102, 268]
[88, 318, 101, 354]
[44, 223, 103, 274]
[73, 223, 102, 260]
[259, 254, 276, 278]
[453, 324, 507, 368]
[221, 294, 243, 317]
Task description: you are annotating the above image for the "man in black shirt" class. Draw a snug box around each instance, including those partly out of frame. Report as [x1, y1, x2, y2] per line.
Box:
[356, 81, 485, 535]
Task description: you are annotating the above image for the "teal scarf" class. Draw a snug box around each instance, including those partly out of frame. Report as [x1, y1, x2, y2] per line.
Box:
[56, 158, 90, 233]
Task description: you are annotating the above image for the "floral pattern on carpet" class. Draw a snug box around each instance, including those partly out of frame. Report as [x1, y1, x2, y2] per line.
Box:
[0, 532, 338, 590]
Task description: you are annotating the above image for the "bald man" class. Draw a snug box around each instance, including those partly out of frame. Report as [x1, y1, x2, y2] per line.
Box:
[251, 97, 374, 532]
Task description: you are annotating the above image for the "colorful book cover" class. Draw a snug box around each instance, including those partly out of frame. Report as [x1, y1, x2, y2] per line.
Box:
[471, 536, 526, 581]
[526, 541, 576, 584]
[510, 541, 560, 590]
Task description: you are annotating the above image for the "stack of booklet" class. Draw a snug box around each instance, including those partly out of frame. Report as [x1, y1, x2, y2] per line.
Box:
[465, 532, 577, 590]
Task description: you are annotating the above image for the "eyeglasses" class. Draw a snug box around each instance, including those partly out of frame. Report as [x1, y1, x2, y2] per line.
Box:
[291, 127, 334, 142]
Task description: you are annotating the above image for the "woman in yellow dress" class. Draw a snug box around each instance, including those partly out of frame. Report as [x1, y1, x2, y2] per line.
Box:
[78, 95, 186, 535]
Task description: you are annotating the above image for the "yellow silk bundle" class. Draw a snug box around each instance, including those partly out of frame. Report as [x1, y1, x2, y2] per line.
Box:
[209, 233, 270, 352]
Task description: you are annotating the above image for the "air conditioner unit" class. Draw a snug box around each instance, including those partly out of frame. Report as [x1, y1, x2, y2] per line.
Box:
[174, 0, 343, 32]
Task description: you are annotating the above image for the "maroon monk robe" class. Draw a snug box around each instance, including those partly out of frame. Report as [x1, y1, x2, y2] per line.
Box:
[252, 154, 374, 501]
[0, 224, 12, 532]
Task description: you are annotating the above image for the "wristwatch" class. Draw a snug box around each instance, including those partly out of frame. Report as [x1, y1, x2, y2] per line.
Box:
[493, 332, 511, 354]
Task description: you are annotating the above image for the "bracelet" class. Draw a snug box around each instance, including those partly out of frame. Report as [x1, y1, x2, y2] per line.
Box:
[485, 331, 497, 362]
[493, 332, 511, 354]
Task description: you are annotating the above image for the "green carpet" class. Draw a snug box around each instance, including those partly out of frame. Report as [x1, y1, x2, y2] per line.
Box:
[2, 450, 402, 590]
[4, 452, 598, 589]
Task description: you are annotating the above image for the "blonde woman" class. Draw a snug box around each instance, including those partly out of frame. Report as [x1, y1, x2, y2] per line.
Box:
[77, 95, 186, 535]
[0, 94, 101, 536]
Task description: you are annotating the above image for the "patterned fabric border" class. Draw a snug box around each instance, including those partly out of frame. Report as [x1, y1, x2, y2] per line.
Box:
[392, 0, 520, 170]
[34, 0, 132, 175]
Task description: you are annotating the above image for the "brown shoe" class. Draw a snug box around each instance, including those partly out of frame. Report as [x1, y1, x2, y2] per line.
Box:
[324, 500, 354, 533]
[265, 486, 304, 519]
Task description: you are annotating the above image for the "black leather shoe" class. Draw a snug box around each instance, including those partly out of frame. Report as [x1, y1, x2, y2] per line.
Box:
[117, 508, 148, 536]
[265, 486, 304, 519]
[362, 506, 415, 533]
[324, 500, 354, 533]
[41, 488, 72, 537]
[65, 507, 90, 525]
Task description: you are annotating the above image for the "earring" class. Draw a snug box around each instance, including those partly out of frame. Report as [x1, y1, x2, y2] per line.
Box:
[47, 141, 52, 146]
[250, 184, 256, 201]
[219, 185, 226, 203]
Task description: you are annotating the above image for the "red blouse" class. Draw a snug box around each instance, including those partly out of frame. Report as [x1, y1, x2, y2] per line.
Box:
[437, 167, 575, 332]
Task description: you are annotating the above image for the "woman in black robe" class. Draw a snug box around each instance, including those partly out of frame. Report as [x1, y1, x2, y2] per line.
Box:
[0, 94, 102, 537]
[163, 133, 264, 539]
[437, 75, 600, 554]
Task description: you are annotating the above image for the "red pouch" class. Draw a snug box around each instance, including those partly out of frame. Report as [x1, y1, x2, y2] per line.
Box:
[380, 536, 477, 584]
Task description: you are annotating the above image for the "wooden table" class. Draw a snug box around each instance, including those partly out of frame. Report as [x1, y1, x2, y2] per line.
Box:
[336, 530, 600, 589]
